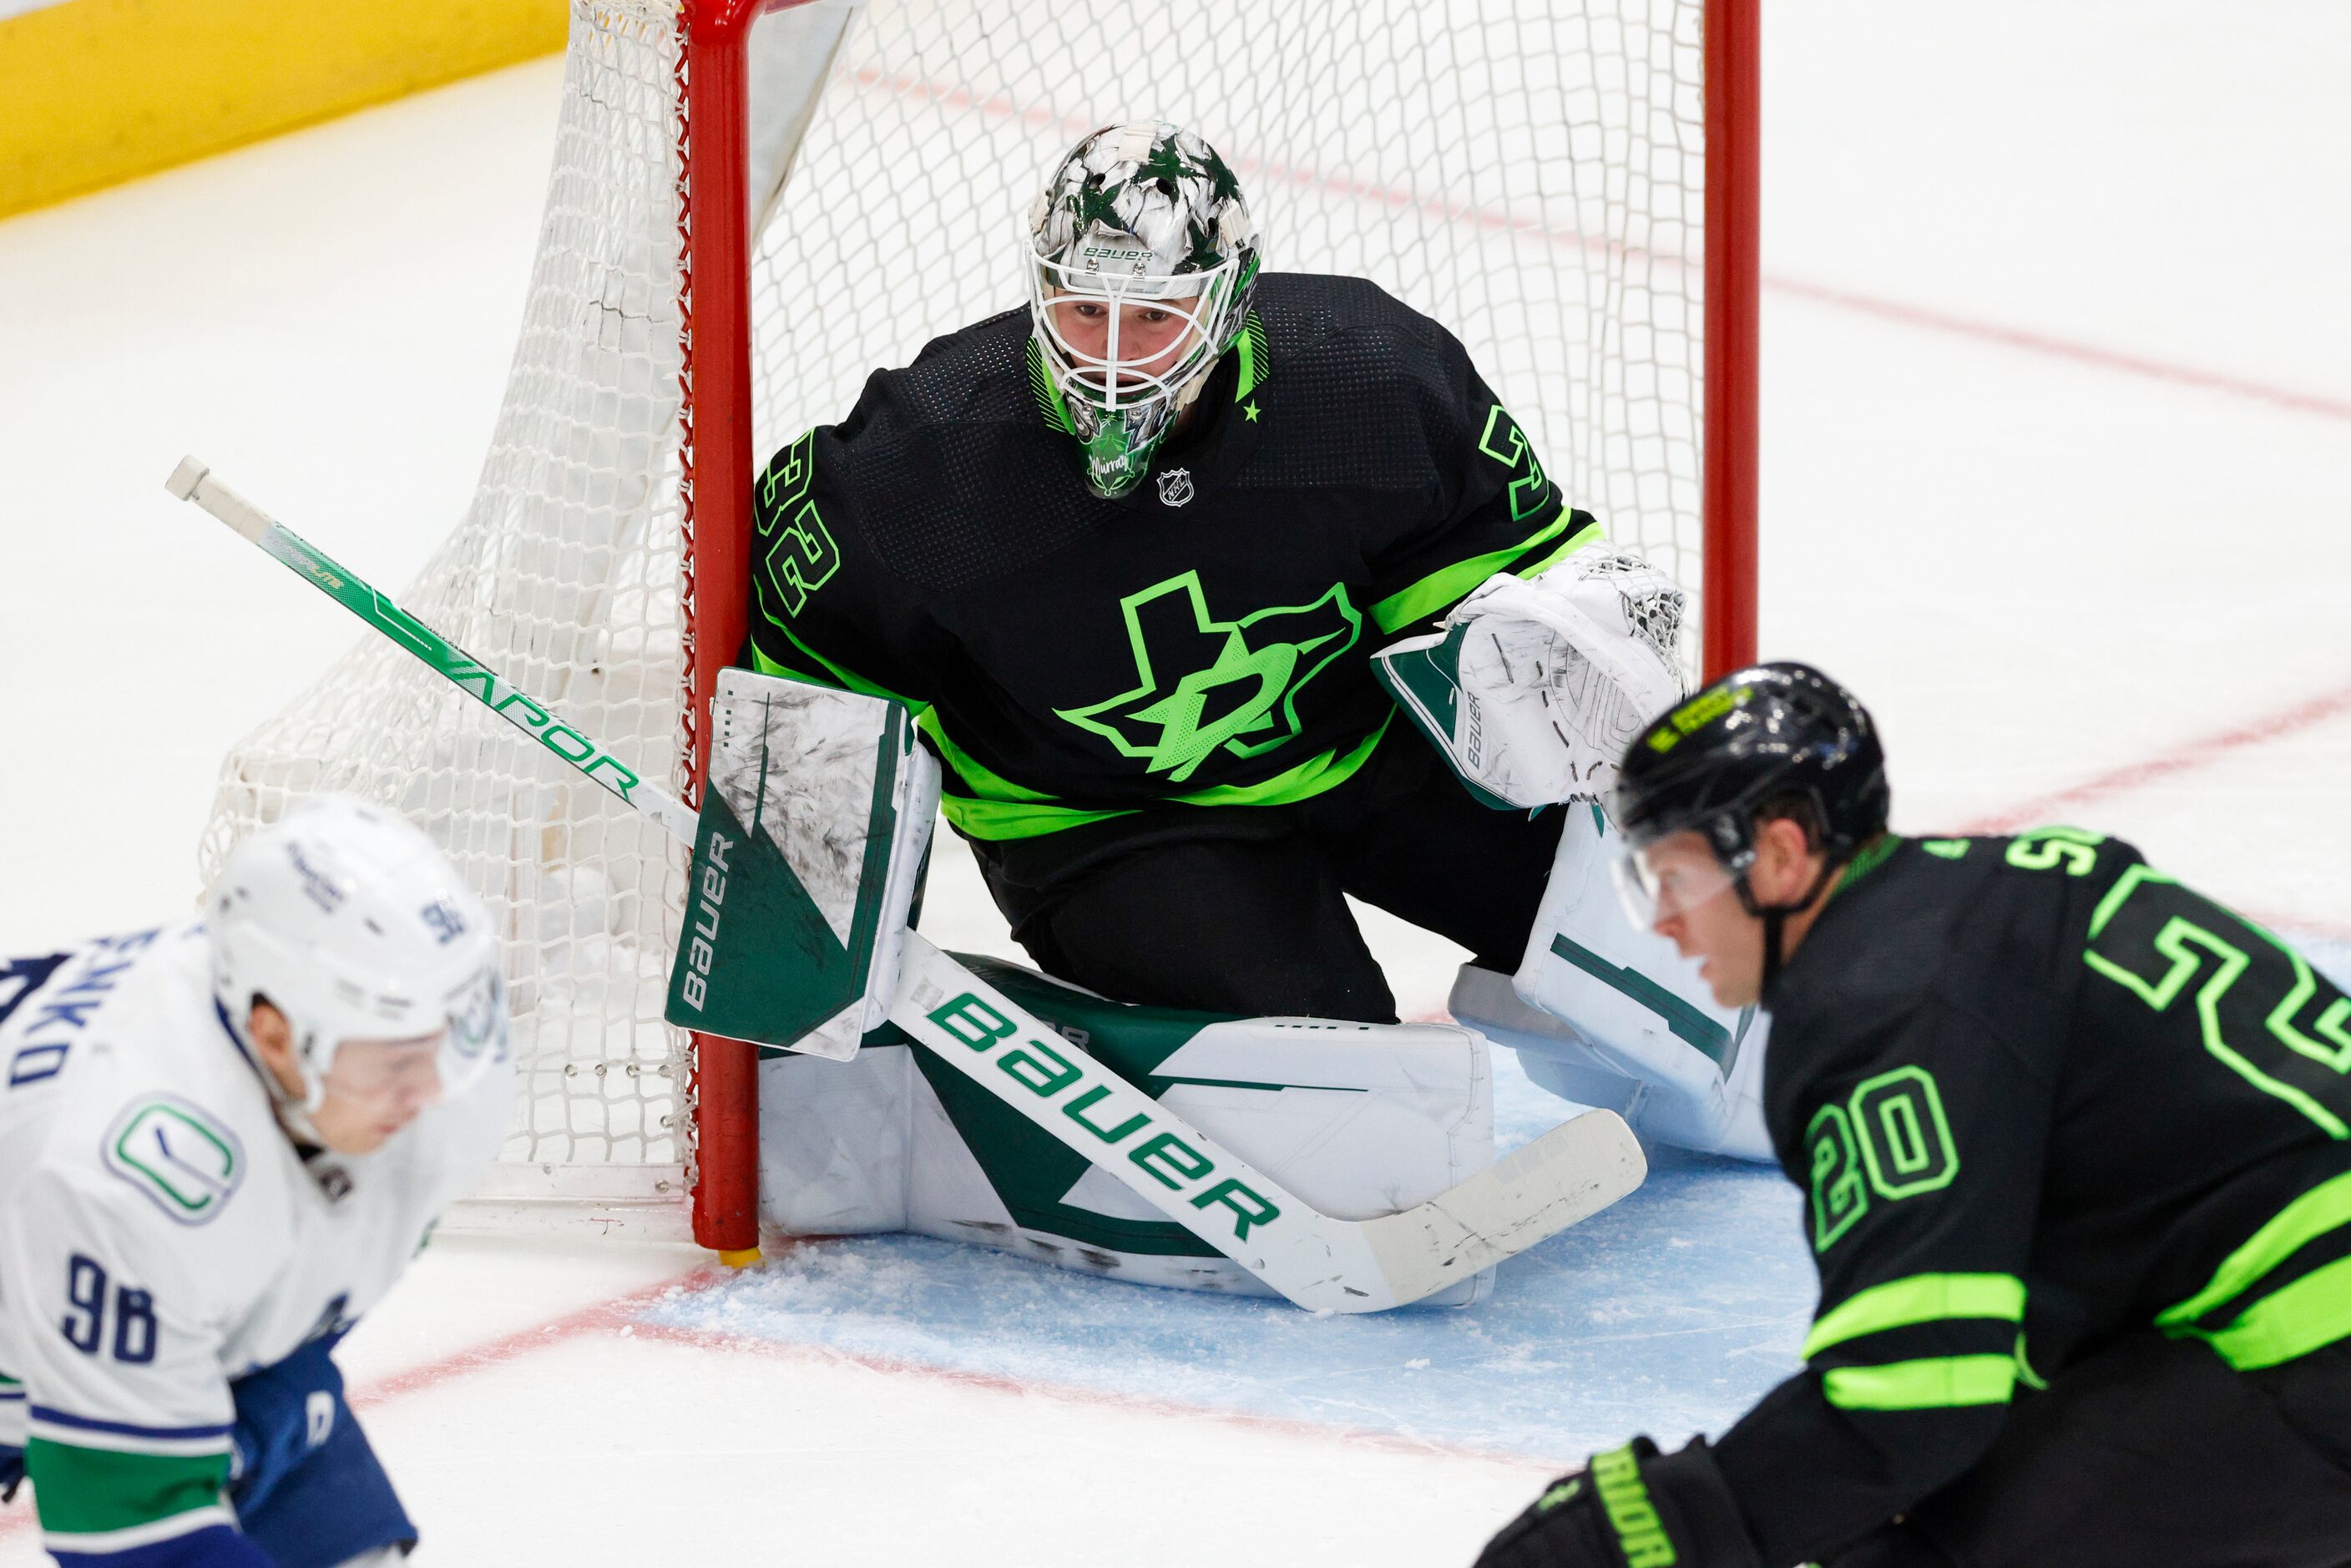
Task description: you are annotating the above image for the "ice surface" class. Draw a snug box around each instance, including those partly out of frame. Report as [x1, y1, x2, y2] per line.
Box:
[2, 6, 2347, 1561]
[650, 1051, 1813, 1464]
[645, 920, 2351, 1465]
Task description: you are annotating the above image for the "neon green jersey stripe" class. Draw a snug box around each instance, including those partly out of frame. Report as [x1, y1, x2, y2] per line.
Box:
[938, 796, 1137, 837]
[925, 704, 1132, 837]
[933, 716, 1394, 840]
[918, 708, 1054, 803]
[1368, 512, 1599, 634]
[1170, 715, 1390, 809]
[1509, 518, 1606, 584]
[2158, 1167, 2351, 1330]
[2185, 1253, 2351, 1371]
[750, 638, 914, 707]
[1802, 1272, 2026, 1361]
[1823, 1355, 2019, 1411]
[28, 1439, 230, 1537]
[1233, 313, 1268, 401]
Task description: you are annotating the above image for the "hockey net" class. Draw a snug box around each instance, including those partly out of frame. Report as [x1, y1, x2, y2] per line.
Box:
[198, 0, 1753, 1251]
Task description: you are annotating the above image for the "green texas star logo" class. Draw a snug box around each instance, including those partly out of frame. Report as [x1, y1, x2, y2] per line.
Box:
[1055, 571, 1360, 781]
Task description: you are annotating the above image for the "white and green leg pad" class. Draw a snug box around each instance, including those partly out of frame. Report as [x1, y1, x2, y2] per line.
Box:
[1453, 802, 1773, 1162]
[759, 958, 1505, 1306]
[671, 669, 1642, 1310]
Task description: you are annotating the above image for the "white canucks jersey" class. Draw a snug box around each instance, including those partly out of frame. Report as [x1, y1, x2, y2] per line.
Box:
[0, 923, 509, 1563]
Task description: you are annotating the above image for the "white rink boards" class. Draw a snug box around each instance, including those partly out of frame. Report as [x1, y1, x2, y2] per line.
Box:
[1, 3, 2347, 1561]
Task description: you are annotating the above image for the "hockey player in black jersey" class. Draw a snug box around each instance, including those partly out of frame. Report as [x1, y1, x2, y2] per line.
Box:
[1475, 663, 2351, 1568]
[743, 121, 1713, 1056]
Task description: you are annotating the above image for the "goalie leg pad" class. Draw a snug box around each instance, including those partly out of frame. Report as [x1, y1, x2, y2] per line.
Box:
[1471, 805, 1772, 1162]
[758, 955, 1499, 1305]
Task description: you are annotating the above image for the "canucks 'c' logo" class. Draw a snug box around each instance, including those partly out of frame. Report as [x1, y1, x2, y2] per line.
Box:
[104, 1096, 245, 1226]
[1055, 572, 1360, 782]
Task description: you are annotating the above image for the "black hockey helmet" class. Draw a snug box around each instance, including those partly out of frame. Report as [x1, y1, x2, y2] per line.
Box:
[1610, 660, 1888, 883]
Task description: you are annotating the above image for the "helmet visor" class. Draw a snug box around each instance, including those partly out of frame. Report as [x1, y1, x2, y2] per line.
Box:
[316, 964, 503, 1106]
[1611, 834, 1742, 929]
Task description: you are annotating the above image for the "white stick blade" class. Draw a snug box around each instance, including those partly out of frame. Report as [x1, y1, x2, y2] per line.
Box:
[1360, 1111, 1646, 1305]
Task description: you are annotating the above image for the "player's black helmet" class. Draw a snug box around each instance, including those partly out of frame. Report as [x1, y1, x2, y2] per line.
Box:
[1609, 660, 1888, 878]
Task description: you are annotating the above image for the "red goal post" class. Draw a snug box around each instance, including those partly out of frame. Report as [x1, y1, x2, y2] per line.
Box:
[1701, 0, 1761, 683]
[675, 0, 1760, 1252]
[200, 0, 1759, 1261]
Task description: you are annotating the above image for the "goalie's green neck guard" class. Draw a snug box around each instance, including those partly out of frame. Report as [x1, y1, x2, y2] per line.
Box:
[1076, 409, 1159, 500]
[1026, 323, 1268, 502]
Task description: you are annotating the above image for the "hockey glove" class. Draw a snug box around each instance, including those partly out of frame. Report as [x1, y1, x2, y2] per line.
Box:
[1474, 1436, 1765, 1568]
[1373, 552, 1685, 812]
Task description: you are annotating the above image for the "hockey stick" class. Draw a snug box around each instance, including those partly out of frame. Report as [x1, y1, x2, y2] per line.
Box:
[168, 457, 1647, 1312]
[164, 458, 698, 843]
[891, 936, 1645, 1311]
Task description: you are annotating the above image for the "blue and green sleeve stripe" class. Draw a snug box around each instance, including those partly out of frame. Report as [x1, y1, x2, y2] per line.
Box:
[25, 1411, 259, 1566]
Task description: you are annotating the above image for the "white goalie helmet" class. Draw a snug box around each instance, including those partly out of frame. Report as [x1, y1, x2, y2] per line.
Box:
[1026, 121, 1261, 499]
[209, 794, 507, 1115]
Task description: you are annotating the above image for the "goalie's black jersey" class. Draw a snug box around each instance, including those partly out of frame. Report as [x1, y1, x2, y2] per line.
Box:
[1713, 830, 2351, 1566]
[745, 272, 1597, 841]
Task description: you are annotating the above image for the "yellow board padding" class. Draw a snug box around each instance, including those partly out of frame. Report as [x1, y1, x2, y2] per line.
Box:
[0, 0, 569, 220]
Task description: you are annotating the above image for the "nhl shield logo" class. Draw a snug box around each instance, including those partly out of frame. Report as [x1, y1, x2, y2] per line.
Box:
[1155, 468, 1195, 508]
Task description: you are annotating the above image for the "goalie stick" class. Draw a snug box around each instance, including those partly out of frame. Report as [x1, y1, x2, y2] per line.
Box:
[164, 459, 700, 845]
[167, 456, 1647, 1312]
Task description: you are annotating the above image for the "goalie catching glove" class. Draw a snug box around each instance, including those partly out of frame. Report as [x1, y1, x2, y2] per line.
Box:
[1373, 551, 1685, 810]
[1475, 1437, 1763, 1568]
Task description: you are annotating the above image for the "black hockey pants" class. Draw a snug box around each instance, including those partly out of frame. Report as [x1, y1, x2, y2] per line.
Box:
[1829, 1333, 2351, 1568]
[965, 726, 1565, 1022]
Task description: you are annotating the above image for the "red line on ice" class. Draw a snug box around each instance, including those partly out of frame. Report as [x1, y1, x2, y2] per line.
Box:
[847, 71, 2351, 426]
[619, 1314, 1563, 1472]
[1955, 677, 2351, 941]
[1763, 277, 2351, 424]
[351, 1249, 1566, 1471]
[1960, 680, 2351, 837]
[338, 1255, 1554, 1469]
[344, 1265, 722, 1405]
[0, 1268, 718, 1540]
[0, 1246, 1555, 1540]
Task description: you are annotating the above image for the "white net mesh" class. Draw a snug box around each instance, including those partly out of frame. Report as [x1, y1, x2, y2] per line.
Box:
[200, 0, 1712, 1207]
[200, 1, 695, 1195]
[751, 0, 1710, 668]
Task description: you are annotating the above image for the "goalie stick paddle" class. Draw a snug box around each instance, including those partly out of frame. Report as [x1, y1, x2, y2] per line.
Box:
[167, 457, 1649, 1311]
[891, 934, 1646, 1313]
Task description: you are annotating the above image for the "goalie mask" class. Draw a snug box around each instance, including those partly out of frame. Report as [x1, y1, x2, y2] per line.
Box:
[1026, 122, 1261, 499]
[210, 794, 508, 1124]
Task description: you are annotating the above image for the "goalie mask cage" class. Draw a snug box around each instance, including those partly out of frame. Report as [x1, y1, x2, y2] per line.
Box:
[198, 0, 1758, 1256]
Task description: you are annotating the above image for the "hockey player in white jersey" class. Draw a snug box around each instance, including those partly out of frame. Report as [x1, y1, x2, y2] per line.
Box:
[0, 796, 511, 1567]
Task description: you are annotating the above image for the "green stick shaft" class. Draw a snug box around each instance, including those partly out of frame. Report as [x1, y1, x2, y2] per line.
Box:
[167, 457, 698, 843]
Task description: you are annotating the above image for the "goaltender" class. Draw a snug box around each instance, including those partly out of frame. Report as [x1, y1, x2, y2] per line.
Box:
[745, 122, 1684, 1023]
[1476, 662, 2351, 1567]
